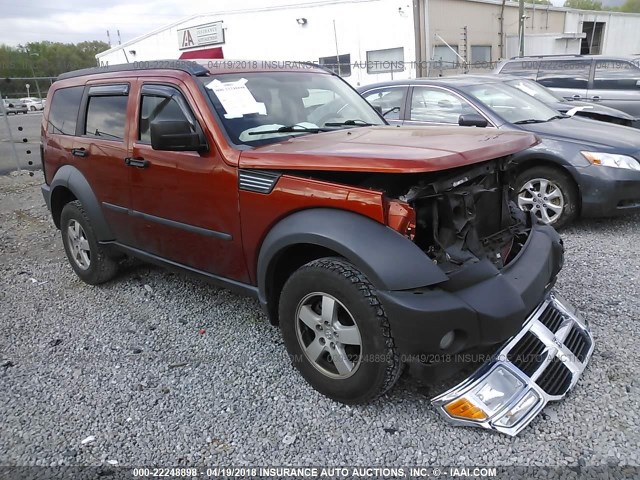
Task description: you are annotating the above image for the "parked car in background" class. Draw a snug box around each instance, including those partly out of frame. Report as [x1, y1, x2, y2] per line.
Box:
[358, 77, 640, 227]
[19, 97, 45, 111]
[495, 55, 640, 123]
[482, 74, 637, 128]
[1, 99, 28, 115]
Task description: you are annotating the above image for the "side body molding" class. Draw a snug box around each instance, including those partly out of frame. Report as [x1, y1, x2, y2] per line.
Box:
[256, 208, 449, 304]
[48, 165, 114, 240]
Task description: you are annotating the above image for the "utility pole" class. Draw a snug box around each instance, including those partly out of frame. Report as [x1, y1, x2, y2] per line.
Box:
[518, 0, 525, 57]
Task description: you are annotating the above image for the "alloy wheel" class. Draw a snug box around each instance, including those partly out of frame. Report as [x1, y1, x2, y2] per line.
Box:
[295, 292, 362, 379]
[67, 219, 91, 270]
[517, 177, 565, 225]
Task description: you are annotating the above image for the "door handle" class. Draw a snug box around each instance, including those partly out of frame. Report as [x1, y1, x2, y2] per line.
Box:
[124, 157, 149, 168]
[71, 148, 88, 158]
[571, 95, 582, 100]
[591, 96, 601, 101]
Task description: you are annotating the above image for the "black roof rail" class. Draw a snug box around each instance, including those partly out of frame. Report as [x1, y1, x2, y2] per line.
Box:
[56, 60, 210, 81]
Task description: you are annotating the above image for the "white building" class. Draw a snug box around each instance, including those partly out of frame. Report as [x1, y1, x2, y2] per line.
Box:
[96, 0, 640, 86]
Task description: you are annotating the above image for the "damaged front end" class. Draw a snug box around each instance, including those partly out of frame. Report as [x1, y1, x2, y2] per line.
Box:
[370, 157, 593, 436]
[384, 156, 530, 273]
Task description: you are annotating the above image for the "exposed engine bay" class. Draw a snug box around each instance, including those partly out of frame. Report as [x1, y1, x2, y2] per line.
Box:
[293, 157, 532, 274]
[392, 158, 530, 274]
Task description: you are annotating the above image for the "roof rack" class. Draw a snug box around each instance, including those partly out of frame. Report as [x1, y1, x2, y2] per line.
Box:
[57, 60, 210, 81]
[509, 54, 584, 59]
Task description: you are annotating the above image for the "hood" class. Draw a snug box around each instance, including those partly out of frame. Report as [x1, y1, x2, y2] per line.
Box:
[239, 126, 537, 173]
[553, 101, 636, 121]
[518, 116, 640, 152]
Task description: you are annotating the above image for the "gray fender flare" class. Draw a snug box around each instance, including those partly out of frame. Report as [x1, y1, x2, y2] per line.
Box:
[49, 165, 114, 241]
[256, 208, 448, 305]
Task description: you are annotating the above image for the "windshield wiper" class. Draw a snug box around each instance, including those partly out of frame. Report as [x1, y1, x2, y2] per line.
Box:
[513, 118, 548, 124]
[247, 124, 329, 136]
[324, 119, 375, 127]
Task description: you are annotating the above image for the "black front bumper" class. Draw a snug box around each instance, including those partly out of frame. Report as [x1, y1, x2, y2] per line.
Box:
[576, 164, 640, 217]
[377, 223, 564, 380]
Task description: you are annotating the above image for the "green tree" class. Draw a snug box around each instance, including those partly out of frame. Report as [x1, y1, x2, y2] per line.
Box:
[531, 0, 552, 4]
[563, 0, 602, 9]
[0, 41, 110, 98]
[620, 0, 640, 12]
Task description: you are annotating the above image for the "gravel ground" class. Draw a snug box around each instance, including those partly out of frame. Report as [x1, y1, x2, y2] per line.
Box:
[1, 170, 639, 469]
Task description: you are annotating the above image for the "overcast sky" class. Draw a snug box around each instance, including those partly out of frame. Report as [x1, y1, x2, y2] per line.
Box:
[0, 0, 267, 46]
[2, 0, 566, 47]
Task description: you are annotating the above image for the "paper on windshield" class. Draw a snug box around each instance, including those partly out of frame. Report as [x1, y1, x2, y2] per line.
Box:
[566, 106, 592, 117]
[205, 78, 266, 118]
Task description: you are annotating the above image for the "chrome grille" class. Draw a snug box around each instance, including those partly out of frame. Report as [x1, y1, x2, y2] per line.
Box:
[432, 292, 594, 435]
[564, 326, 590, 363]
[507, 332, 546, 376]
[537, 357, 573, 396]
[239, 170, 281, 194]
[538, 303, 564, 333]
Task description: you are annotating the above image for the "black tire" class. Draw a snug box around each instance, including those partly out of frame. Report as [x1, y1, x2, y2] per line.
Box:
[279, 257, 402, 404]
[514, 166, 578, 228]
[29, 106, 35, 111]
[60, 200, 118, 285]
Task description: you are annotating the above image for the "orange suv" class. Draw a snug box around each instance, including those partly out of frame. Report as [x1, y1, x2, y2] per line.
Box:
[40, 60, 593, 435]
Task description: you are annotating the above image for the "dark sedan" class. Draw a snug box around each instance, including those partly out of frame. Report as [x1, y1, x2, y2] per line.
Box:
[358, 77, 640, 227]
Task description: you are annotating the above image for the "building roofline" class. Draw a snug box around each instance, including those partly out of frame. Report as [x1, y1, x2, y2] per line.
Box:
[96, 0, 385, 59]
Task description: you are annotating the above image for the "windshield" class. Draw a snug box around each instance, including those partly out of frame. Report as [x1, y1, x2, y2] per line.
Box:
[201, 72, 385, 146]
[504, 78, 563, 104]
[461, 82, 561, 124]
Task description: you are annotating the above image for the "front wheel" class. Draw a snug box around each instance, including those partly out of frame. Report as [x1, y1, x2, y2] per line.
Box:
[514, 166, 578, 228]
[279, 258, 402, 404]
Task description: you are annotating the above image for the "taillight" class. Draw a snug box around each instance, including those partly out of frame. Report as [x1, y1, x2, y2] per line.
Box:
[40, 144, 47, 182]
[385, 199, 416, 240]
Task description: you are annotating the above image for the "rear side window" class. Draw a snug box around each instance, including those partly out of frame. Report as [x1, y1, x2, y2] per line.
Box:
[85, 94, 128, 140]
[593, 60, 640, 90]
[499, 60, 539, 77]
[537, 60, 591, 89]
[47, 86, 84, 135]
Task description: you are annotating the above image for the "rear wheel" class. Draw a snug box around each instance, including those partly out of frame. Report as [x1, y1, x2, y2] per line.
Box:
[279, 257, 402, 404]
[60, 200, 118, 284]
[514, 166, 578, 228]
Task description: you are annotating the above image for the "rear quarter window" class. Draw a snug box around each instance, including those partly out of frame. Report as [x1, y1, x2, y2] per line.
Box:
[499, 60, 539, 77]
[537, 60, 591, 89]
[47, 86, 84, 135]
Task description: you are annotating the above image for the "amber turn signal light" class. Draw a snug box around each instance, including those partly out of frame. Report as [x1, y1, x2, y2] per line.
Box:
[444, 398, 488, 421]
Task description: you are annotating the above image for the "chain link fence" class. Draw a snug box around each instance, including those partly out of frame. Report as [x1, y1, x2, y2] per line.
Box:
[0, 76, 54, 175]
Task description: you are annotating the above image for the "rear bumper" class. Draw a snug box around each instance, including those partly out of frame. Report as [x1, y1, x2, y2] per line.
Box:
[41, 184, 51, 210]
[432, 292, 593, 436]
[576, 164, 640, 217]
[377, 222, 563, 377]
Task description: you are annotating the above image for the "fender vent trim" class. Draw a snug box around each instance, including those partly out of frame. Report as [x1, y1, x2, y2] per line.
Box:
[239, 169, 281, 194]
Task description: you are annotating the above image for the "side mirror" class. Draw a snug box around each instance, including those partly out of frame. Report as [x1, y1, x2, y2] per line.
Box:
[458, 113, 488, 128]
[150, 120, 208, 152]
